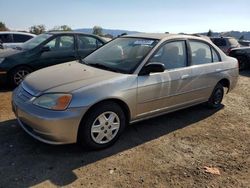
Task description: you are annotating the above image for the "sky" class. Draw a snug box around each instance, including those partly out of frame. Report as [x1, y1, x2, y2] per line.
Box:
[0, 0, 249, 33]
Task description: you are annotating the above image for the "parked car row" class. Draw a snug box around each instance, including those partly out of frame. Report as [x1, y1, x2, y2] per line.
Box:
[210, 36, 250, 70]
[0, 32, 106, 87]
[11, 33, 239, 149]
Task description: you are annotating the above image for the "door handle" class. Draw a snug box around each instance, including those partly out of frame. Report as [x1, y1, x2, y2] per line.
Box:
[181, 74, 190, 79]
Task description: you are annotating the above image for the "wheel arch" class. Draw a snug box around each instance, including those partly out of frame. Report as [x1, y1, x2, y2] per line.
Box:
[77, 98, 131, 143]
[7, 64, 34, 76]
[218, 78, 230, 93]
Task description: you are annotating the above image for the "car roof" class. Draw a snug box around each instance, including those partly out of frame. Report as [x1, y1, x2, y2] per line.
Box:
[47, 31, 98, 36]
[46, 31, 106, 42]
[122, 33, 211, 42]
[210, 37, 233, 39]
[0, 31, 36, 36]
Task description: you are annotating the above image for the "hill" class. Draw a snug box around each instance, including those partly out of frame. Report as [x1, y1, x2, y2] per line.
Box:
[199, 31, 250, 40]
[74, 28, 139, 37]
[74, 28, 250, 40]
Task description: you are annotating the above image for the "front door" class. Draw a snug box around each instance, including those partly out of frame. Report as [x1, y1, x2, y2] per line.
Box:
[35, 35, 77, 69]
[137, 40, 194, 118]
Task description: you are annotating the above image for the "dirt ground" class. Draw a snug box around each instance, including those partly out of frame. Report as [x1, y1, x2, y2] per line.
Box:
[0, 71, 249, 188]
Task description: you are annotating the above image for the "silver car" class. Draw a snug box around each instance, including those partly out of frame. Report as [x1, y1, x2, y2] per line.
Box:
[12, 33, 238, 149]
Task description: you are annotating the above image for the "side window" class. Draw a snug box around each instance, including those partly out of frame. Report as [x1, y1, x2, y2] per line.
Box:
[44, 35, 74, 51]
[149, 41, 187, 70]
[58, 36, 74, 50]
[44, 37, 57, 49]
[78, 35, 103, 50]
[212, 48, 220, 62]
[13, 34, 33, 43]
[190, 41, 212, 65]
[212, 38, 226, 47]
[0, 34, 13, 43]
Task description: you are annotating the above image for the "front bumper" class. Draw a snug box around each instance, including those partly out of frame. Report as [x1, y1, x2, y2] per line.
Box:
[12, 87, 88, 144]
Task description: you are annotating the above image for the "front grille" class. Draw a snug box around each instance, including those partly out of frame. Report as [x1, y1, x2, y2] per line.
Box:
[15, 86, 34, 103]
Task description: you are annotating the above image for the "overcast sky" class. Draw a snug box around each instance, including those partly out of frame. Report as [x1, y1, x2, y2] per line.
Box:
[0, 0, 249, 33]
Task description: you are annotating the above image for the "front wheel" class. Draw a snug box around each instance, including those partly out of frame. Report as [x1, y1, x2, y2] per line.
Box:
[78, 102, 126, 150]
[9, 66, 32, 87]
[207, 83, 224, 109]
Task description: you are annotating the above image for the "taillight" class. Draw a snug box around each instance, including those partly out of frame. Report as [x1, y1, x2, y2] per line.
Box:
[227, 48, 232, 55]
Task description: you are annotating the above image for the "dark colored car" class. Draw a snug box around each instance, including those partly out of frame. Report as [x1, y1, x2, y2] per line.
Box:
[0, 32, 106, 87]
[210, 37, 241, 55]
[238, 40, 250, 47]
[229, 47, 250, 70]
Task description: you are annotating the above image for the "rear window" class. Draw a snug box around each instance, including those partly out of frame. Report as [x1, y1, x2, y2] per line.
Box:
[0, 34, 13, 43]
[212, 38, 226, 46]
[13, 34, 33, 43]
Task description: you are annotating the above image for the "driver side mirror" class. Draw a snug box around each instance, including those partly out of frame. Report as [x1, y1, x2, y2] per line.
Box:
[41, 46, 50, 52]
[139, 62, 165, 76]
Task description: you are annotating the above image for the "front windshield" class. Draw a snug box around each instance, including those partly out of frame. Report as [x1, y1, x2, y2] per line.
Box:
[21, 33, 52, 50]
[83, 37, 158, 74]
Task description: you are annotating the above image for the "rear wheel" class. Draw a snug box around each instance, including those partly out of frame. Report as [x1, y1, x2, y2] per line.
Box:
[207, 83, 224, 109]
[9, 66, 32, 87]
[78, 102, 126, 150]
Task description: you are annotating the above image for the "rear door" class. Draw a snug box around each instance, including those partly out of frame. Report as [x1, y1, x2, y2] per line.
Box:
[35, 34, 77, 69]
[76, 35, 104, 59]
[188, 40, 223, 101]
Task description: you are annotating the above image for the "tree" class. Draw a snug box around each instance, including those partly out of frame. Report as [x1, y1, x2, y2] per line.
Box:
[93, 26, 103, 36]
[29, 25, 46, 35]
[239, 35, 244, 40]
[0, 22, 9, 31]
[51, 25, 72, 31]
[207, 29, 213, 37]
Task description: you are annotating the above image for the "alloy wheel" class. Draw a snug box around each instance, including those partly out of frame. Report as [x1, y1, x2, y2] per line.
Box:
[91, 111, 120, 144]
[14, 69, 30, 85]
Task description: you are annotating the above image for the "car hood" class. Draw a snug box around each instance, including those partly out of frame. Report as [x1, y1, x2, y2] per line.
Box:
[22, 61, 123, 96]
[0, 48, 23, 58]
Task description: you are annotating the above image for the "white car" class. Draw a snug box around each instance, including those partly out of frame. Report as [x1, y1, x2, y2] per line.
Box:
[0, 31, 36, 49]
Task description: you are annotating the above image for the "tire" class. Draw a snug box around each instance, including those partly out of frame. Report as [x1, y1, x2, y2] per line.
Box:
[207, 83, 224, 109]
[237, 56, 247, 71]
[9, 66, 32, 87]
[78, 102, 126, 150]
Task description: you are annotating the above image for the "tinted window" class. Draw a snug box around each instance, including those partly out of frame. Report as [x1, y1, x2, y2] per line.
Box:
[13, 34, 33, 42]
[149, 41, 187, 69]
[190, 41, 212, 65]
[0, 34, 12, 43]
[212, 38, 226, 46]
[212, 48, 220, 62]
[22, 33, 52, 50]
[44, 35, 74, 51]
[78, 35, 103, 50]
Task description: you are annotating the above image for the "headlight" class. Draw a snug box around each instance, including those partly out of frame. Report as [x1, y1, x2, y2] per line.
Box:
[0, 58, 5, 64]
[33, 93, 72, 110]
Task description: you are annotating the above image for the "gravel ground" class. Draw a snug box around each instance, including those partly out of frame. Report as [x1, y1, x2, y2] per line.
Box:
[0, 71, 249, 188]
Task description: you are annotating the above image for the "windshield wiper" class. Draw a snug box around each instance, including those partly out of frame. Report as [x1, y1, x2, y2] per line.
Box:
[86, 63, 120, 73]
